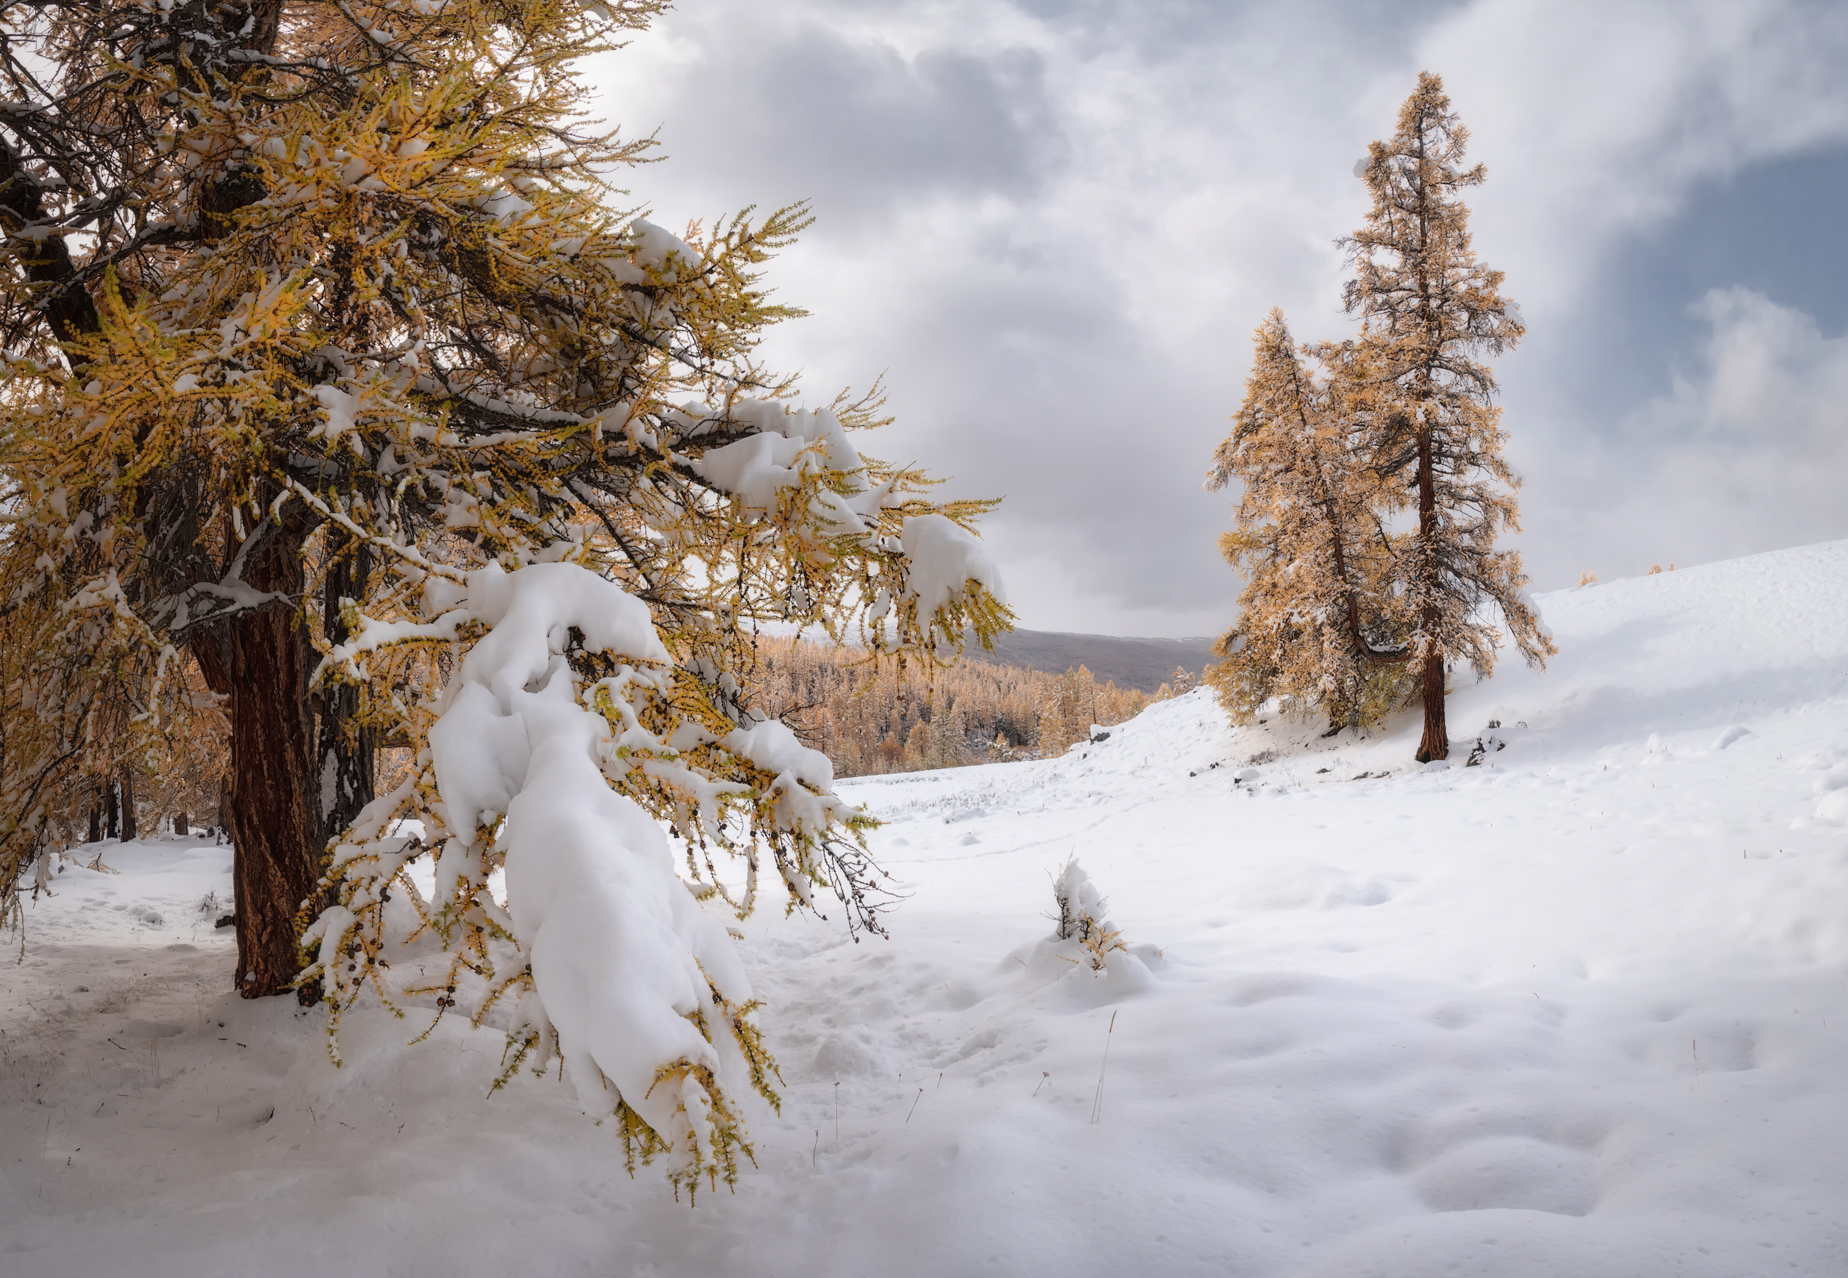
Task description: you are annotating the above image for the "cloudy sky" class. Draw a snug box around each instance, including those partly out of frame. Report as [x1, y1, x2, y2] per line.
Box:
[588, 0, 1848, 638]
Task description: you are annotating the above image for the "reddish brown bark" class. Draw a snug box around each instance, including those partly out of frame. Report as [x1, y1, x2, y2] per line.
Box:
[1413, 415, 1447, 763]
[192, 522, 322, 1002]
[1416, 647, 1447, 763]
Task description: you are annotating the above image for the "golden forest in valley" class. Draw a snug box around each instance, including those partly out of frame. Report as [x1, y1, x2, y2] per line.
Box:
[742, 635, 1184, 777]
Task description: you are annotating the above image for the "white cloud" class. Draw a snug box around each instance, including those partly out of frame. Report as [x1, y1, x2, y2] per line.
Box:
[1605, 288, 1848, 568]
[1421, 0, 1848, 315]
[586, 0, 1848, 633]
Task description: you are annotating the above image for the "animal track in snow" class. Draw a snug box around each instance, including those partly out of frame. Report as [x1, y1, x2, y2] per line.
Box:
[1428, 1003, 1478, 1030]
[1411, 1135, 1600, 1216]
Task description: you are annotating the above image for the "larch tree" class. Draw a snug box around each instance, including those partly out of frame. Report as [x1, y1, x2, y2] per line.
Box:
[1205, 310, 1409, 730]
[740, 634, 1150, 775]
[1035, 664, 1097, 756]
[1344, 72, 1553, 761]
[0, 0, 1007, 1194]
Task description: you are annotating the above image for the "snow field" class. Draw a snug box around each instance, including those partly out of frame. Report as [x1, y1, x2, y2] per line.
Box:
[4, 540, 1848, 1275]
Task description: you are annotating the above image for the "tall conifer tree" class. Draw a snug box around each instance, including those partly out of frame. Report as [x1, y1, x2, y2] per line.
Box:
[0, 1, 1009, 1184]
[1343, 72, 1553, 761]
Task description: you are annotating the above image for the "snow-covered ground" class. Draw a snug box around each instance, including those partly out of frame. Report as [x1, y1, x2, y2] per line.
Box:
[6, 540, 1848, 1276]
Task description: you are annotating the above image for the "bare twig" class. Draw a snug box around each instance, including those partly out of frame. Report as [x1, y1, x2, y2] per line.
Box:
[1090, 1010, 1117, 1123]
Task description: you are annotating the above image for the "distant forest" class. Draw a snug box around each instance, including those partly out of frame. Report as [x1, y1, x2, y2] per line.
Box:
[746, 635, 1191, 777]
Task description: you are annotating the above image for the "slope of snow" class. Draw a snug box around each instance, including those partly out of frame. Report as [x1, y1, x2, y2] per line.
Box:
[5, 541, 1848, 1276]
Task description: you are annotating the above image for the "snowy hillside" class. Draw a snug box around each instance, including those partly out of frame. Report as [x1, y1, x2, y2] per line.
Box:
[6, 541, 1848, 1276]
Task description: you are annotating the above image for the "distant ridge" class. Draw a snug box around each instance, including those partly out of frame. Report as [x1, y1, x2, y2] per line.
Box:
[974, 628, 1219, 694]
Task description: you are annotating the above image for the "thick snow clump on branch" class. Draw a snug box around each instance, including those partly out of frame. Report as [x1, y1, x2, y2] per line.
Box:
[689, 398, 891, 529]
[425, 562, 754, 1163]
[901, 513, 1006, 633]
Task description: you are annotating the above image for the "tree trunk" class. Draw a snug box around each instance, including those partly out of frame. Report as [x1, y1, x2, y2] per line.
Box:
[104, 780, 118, 840]
[118, 768, 137, 842]
[1413, 413, 1448, 764]
[87, 797, 100, 845]
[175, 812, 189, 837]
[1409, 133, 1450, 767]
[1416, 648, 1447, 763]
[314, 541, 376, 846]
[192, 522, 322, 1002]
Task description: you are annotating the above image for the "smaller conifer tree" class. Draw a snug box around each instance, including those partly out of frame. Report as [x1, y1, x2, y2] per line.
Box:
[1206, 311, 1409, 729]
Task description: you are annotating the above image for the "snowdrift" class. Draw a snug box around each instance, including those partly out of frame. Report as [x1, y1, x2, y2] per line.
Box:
[5, 539, 1848, 1276]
